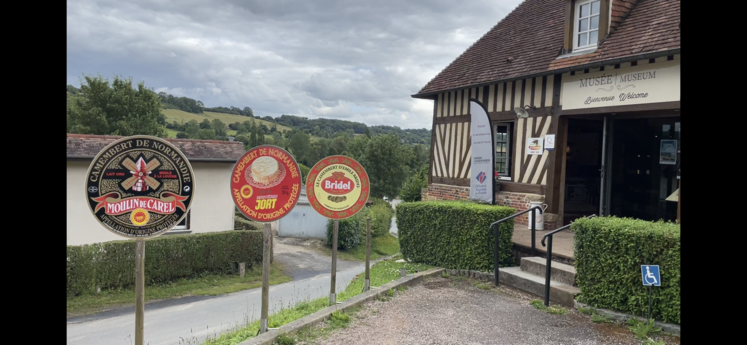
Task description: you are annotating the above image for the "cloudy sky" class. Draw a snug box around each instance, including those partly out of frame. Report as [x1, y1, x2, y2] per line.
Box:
[67, 0, 522, 129]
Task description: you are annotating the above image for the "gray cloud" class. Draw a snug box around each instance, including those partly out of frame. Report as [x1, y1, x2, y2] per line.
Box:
[67, 0, 522, 129]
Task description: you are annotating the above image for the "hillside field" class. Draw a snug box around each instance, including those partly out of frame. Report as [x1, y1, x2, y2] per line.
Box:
[162, 109, 292, 132]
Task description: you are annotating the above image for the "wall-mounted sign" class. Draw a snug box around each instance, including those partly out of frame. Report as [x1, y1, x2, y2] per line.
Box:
[231, 145, 302, 222]
[561, 59, 680, 110]
[544, 134, 555, 151]
[469, 100, 494, 204]
[306, 155, 369, 219]
[85, 135, 195, 238]
[527, 138, 544, 155]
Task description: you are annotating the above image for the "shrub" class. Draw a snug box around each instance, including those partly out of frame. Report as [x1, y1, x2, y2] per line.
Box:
[234, 217, 261, 230]
[326, 213, 364, 249]
[399, 165, 428, 202]
[298, 163, 310, 184]
[396, 201, 515, 270]
[368, 202, 393, 237]
[572, 216, 680, 324]
[66, 230, 263, 297]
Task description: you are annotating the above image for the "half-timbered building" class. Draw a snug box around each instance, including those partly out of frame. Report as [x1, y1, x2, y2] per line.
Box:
[414, 0, 680, 228]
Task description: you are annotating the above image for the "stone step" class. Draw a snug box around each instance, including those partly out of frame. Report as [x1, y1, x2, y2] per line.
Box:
[498, 267, 580, 307]
[520, 257, 576, 286]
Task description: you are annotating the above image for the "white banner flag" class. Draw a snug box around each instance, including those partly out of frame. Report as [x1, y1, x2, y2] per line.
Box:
[469, 100, 494, 204]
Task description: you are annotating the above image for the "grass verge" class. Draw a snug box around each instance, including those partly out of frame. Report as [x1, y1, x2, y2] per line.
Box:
[192, 254, 432, 345]
[529, 299, 569, 315]
[67, 262, 292, 318]
[315, 233, 399, 262]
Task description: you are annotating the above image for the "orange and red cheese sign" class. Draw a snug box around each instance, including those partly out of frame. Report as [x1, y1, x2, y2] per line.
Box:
[306, 155, 369, 219]
[231, 145, 302, 222]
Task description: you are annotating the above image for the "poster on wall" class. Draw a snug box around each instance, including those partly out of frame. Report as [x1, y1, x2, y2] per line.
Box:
[469, 100, 494, 204]
[659, 140, 677, 165]
[527, 138, 544, 155]
[545, 134, 555, 151]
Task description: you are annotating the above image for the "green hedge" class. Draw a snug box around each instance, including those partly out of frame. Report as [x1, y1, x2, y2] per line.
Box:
[397, 201, 515, 270]
[67, 230, 263, 297]
[572, 217, 680, 324]
[326, 214, 364, 249]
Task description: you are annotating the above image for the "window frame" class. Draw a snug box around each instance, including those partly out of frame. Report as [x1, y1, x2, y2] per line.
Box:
[572, 0, 601, 52]
[494, 122, 514, 181]
[166, 210, 191, 234]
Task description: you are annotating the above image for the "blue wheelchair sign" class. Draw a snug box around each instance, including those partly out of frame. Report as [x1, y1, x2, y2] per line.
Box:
[641, 265, 661, 286]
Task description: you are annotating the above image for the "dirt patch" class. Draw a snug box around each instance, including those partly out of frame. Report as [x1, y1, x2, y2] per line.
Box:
[299, 276, 680, 345]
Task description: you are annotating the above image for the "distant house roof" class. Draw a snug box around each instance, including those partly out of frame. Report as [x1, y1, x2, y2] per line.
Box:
[412, 0, 680, 98]
[66, 134, 246, 162]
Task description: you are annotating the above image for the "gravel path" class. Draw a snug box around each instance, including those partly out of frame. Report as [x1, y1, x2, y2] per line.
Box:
[300, 276, 680, 345]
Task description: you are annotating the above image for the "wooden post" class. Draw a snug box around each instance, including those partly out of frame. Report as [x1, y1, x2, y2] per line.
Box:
[330, 219, 338, 305]
[364, 217, 371, 292]
[677, 179, 680, 224]
[260, 223, 271, 334]
[239, 262, 246, 278]
[135, 239, 145, 345]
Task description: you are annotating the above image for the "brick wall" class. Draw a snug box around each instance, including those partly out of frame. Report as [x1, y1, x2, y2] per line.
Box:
[421, 184, 560, 229]
[421, 184, 470, 201]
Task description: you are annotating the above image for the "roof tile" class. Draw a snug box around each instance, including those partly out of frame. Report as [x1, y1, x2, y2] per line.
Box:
[66, 134, 246, 161]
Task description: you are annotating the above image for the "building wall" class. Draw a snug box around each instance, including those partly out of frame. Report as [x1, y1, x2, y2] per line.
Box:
[67, 160, 236, 246]
[277, 191, 329, 240]
[420, 184, 559, 229]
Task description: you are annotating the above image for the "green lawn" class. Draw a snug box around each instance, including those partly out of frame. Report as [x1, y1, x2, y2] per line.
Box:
[67, 262, 292, 318]
[195, 254, 433, 345]
[314, 233, 400, 262]
[162, 109, 292, 132]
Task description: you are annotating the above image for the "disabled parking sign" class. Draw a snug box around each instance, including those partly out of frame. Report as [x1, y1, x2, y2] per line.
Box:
[641, 265, 661, 286]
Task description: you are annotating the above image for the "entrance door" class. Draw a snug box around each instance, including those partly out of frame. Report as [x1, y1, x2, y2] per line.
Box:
[562, 118, 604, 225]
[607, 117, 680, 222]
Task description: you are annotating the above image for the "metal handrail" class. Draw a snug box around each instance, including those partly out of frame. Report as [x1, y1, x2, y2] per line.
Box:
[489, 206, 544, 287]
[540, 214, 595, 306]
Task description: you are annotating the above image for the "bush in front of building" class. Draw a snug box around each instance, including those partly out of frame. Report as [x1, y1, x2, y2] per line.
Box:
[325, 197, 394, 249]
[397, 201, 516, 270]
[66, 230, 263, 297]
[572, 216, 680, 324]
[326, 213, 364, 249]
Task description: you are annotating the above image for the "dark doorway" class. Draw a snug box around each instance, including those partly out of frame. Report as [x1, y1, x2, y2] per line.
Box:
[562, 118, 603, 225]
[608, 117, 680, 222]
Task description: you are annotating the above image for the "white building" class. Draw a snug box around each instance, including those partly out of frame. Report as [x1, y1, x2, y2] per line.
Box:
[66, 134, 246, 246]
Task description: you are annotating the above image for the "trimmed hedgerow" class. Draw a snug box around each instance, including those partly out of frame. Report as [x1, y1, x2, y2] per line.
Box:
[397, 201, 516, 270]
[572, 216, 680, 324]
[66, 230, 263, 297]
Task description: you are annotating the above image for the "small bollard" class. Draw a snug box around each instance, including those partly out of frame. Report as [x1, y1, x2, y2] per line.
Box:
[239, 262, 246, 278]
[400, 268, 406, 277]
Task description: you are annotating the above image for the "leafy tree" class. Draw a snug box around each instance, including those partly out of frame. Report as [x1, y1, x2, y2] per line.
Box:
[288, 131, 311, 165]
[195, 128, 216, 140]
[199, 119, 212, 129]
[399, 164, 429, 202]
[212, 119, 228, 138]
[67, 74, 167, 137]
[235, 135, 250, 147]
[185, 120, 200, 137]
[363, 134, 411, 199]
[344, 135, 369, 164]
[176, 131, 189, 139]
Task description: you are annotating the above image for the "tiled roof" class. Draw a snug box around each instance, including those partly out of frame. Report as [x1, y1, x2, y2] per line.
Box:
[66, 134, 246, 162]
[413, 0, 680, 98]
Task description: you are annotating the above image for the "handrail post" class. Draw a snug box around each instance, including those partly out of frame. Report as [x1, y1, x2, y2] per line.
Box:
[544, 235, 553, 306]
[531, 207, 536, 256]
[493, 224, 500, 287]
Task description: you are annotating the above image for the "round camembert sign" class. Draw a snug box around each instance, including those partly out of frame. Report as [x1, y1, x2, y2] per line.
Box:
[230, 145, 302, 222]
[306, 155, 369, 219]
[85, 135, 195, 238]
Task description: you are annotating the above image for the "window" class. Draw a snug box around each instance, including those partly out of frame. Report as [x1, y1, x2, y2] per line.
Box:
[170, 211, 190, 232]
[495, 122, 513, 179]
[573, 0, 601, 51]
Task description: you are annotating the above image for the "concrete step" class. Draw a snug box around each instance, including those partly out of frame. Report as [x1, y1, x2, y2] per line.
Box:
[520, 257, 576, 286]
[498, 267, 580, 307]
